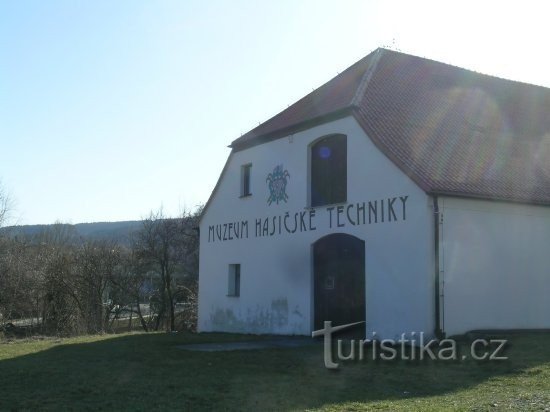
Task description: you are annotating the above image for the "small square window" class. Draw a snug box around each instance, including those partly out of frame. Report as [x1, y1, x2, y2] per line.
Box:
[228, 264, 240, 297]
[241, 164, 252, 197]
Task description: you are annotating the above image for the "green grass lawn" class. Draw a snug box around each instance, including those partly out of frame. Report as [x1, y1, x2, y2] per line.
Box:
[0, 331, 549, 411]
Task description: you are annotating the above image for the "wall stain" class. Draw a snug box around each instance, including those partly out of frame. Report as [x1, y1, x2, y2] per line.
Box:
[210, 298, 292, 333]
[292, 305, 303, 318]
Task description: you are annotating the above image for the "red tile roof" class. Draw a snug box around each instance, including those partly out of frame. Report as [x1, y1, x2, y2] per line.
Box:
[231, 48, 550, 206]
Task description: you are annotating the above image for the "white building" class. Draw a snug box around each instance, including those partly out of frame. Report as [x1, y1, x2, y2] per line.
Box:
[198, 48, 550, 340]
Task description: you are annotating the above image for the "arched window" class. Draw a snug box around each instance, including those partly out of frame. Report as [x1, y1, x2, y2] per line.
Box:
[310, 134, 347, 207]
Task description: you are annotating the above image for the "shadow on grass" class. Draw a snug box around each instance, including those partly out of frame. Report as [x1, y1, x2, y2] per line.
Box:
[0, 332, 549, 411]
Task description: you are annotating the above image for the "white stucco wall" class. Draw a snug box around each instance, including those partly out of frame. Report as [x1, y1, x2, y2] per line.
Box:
[440, 196, 550, 336]
[198, 116, 434, 339]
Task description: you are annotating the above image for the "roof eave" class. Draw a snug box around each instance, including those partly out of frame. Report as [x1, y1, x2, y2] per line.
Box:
[427, 189, 550, 208]
[198, 151, 234, 224]
[230, 107, 355, 152]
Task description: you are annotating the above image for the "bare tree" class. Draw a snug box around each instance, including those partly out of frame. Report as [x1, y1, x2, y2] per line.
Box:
[41, 243, 82, 334]
[133, 209, 182, 331]
[109, 249, 150, 332]
[0, 181, 12, 228]
[73, 240, 120, 333]
[0, 188, 39, 331]
[173, 207, 201, 331]
[0, 238, 41, 327]
[0, 199, 201, 337]
[176, 206, 202, 280]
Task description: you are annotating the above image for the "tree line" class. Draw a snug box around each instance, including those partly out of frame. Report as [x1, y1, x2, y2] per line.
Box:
[0, 192, 201, 337]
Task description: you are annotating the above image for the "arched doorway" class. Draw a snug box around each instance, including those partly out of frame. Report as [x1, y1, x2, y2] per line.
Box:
[313, 233, 365, 331]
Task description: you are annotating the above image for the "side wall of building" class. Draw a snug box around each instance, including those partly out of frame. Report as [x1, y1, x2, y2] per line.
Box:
[198, 116, 434, 339]
[441, 197, 550, 336]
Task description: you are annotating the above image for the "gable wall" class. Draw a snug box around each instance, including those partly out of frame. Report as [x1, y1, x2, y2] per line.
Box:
[199, 116, 434, 339]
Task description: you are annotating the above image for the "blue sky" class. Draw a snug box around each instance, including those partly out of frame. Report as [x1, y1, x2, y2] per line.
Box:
[1, 0, 549, 225]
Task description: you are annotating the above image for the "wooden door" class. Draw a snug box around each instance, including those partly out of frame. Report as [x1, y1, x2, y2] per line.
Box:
[313, 234, 365, 331]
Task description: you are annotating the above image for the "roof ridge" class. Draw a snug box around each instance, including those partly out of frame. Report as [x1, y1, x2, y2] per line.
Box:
[381, 48, 550, 92]
[350, 48, 384, 107]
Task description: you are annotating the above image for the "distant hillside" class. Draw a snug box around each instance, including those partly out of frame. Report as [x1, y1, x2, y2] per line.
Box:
[1, 220, 143, 246]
